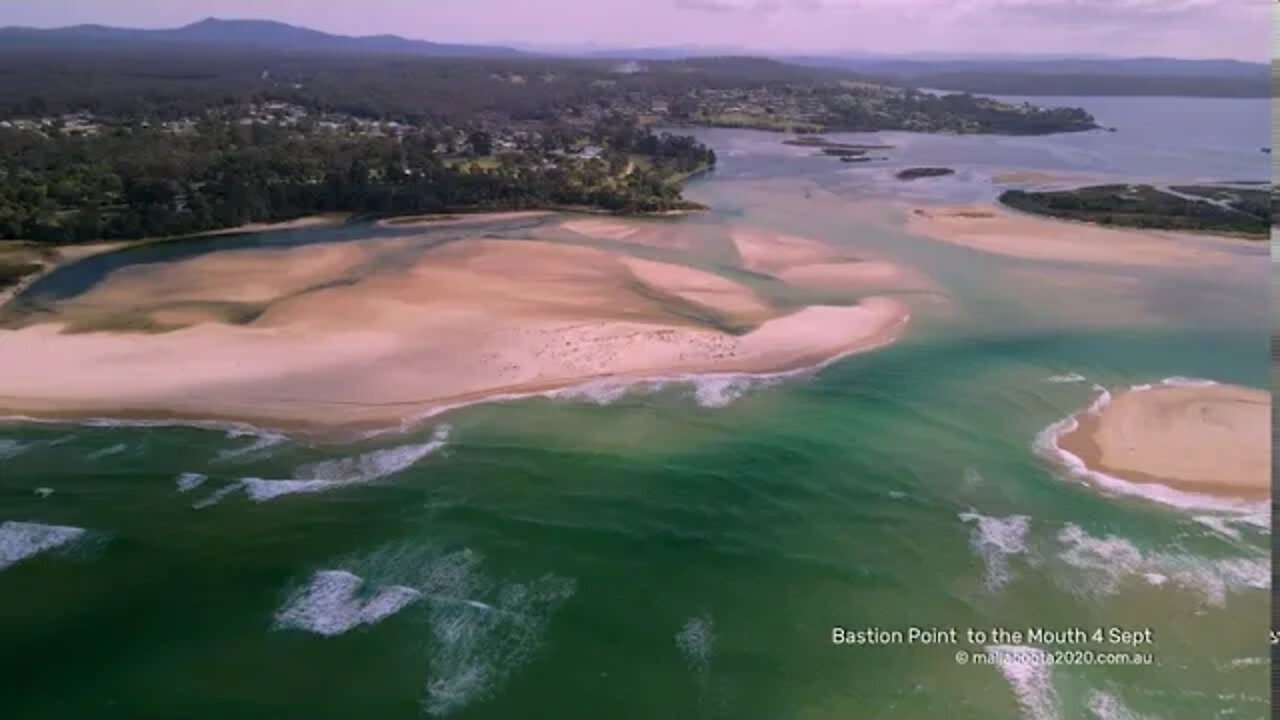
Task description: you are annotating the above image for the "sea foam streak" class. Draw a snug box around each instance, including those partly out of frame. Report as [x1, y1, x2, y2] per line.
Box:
[983, 645, 1060, 720]
[1056, 523, 1269, 606]
[175, 473, 208, 493]
[959, 512, 1030, 591]
[0, 521, 87, 571]
[195, 424, 450, 506]
[85, 443, 127, 460]
[270, 542, 575, 716]
[274, 570, 423, 637]
[215, 430, 288, 462]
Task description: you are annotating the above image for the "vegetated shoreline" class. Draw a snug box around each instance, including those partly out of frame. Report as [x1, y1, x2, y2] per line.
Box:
[997, 185, 1271, 241]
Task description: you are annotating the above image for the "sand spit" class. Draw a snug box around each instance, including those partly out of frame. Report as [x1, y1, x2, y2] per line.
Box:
[0, 231, 911, 435]
[906, 205, 1234, 266]
[1056, 383, 1270, 500]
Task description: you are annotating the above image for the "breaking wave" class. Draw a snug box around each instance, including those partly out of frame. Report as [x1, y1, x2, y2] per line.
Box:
[271, 543, 575, 717]
[216, 430, 288, 462]
[175, 473, 208, 493]
[0, 521, 87, 571]
[959, 512, 1030, 591]
[1055, 523, 1269, 607]
[983, 645, 1059, 720]
[194, 424, 450, 506]
[274, 569, 423, 637]
[85, 443, 127, 460]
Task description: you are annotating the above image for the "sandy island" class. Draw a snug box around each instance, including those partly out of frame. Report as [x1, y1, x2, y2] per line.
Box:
[0, 222, 916, 434]
[1056, 383, 1270, 499]
[906, 204, 1237, 266]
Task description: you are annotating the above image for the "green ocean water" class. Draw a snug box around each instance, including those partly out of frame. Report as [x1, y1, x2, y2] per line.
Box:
[0, 98, 1272, 719]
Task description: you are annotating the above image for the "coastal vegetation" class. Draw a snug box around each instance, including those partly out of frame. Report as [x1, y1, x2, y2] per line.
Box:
[0, 48, 1099, 249]
[999, 184, 1270, 238]
[896, 167, 955, 180]
[0, 118, 715, 244]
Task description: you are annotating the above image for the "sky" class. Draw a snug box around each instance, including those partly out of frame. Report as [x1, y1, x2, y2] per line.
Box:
[0, 0, 1272, 60]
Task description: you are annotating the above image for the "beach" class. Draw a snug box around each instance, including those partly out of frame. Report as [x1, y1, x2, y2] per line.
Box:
[1056, 383, 1270, 499]
[0, 222, 914, 434]
[905, 204, 1238, 266]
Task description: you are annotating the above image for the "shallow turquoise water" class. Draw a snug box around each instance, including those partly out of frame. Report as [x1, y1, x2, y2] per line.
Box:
[0, 99, 1271, 719]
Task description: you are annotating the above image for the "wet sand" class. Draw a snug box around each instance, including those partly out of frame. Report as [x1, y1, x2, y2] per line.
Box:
[0, 227, 914, 434]
[906, 204, 1236, 266]
[1057, 384, 1270, 499]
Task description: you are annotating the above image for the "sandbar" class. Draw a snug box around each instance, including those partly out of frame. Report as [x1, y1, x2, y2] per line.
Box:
[906, 204, 1234, 266]
[1057, 384, 1270, 499]
[0, 233, 910, 435]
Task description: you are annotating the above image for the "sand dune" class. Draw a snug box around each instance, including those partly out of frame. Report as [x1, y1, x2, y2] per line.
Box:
[0, 232, 910, 434]
[1057, 384, 1270, 498]
[906, 205, 1233, 266]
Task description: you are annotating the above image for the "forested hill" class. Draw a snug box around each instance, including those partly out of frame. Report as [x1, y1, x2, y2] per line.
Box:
[0, 17, 530, 58]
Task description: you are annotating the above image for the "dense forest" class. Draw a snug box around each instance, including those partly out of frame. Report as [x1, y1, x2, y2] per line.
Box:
[0, 119, 716, 243]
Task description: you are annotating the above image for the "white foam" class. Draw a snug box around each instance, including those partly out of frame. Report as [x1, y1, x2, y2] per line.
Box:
[197, 425, 450, 505]
[983, 645, 1059, 720]
[1086, 690, 1154, 720]
[0, 521, 86, 570]
[215, 431, 288, 462]
[85, 443, 127, 460]
[419, 554, 576, 717]
[295, 424, 450, 484]
[1158, 376, 1217, 388]
[959, 512, 1030, 591]
[690, 375, 771, 408]
[676, 614, 715, 673]
[33, 487, 53, 498]
[175, 473, 208, 493]
[274, 570, 422, 637]
[962, 466, 983, 490]
[1045, 373, 1087, 384]
[1056, 523, 1270, 606]
[0, 439, 29, 460]
[1192, 515, 1242, 541]
[241, 478, 337, 501]
[191, 481, 245, 509]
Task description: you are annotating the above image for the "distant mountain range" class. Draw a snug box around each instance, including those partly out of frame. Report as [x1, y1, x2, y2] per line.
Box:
[0, 18, 1268, 97]
[0, 17, 531, 58]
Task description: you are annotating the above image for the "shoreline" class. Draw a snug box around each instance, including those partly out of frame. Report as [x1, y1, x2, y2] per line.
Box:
[0, 224, 916, 438]
[1040, 381, 1270, 508]
[0, 305, 908, 440]
[905, 202, 1253, 266]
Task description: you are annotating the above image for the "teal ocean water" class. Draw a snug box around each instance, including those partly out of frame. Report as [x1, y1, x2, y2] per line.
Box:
[0, 97, 1271, 719]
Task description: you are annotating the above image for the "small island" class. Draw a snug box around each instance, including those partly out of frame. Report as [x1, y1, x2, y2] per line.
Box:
[896, 167, 956, 181]
[999, 184, 1270, 239]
